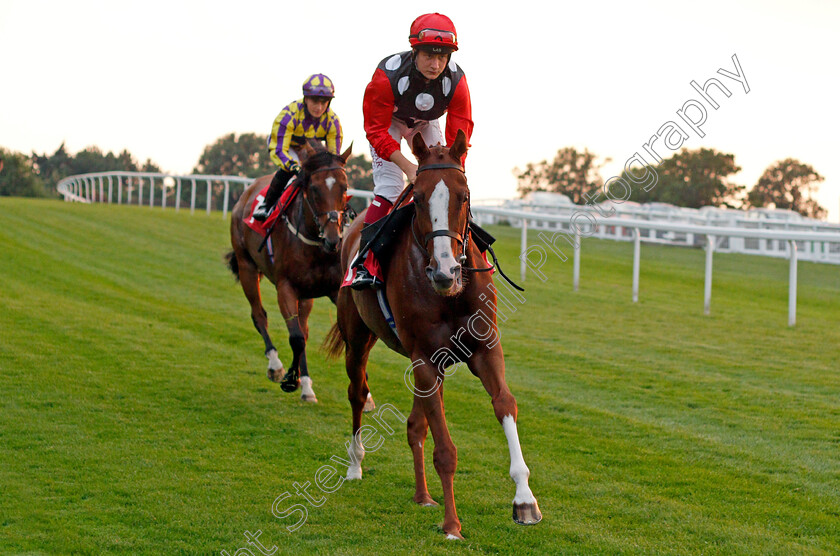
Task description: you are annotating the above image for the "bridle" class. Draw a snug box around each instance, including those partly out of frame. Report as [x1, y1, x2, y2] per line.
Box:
[287, 164, 353, 248]
[411, 161, 493, 273]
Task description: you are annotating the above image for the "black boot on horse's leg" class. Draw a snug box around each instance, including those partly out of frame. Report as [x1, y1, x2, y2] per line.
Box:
[253, 167, 295, 222]
[280, 333, 305, 393]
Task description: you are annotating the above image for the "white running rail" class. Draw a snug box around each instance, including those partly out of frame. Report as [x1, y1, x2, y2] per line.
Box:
[58, 171, 840, 326]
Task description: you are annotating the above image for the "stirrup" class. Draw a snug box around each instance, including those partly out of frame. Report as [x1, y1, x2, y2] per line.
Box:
[252, 199, 273, 222]
[350, 267, 383, 290]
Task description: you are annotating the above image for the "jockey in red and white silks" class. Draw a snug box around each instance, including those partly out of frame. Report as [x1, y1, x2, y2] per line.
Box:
[348, 12, 474, 289]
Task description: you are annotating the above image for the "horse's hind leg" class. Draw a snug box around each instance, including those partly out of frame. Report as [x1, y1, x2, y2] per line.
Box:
[469, 347, 541, 526]
[296, 298, 317, 402]
[236, 255, 284, 381]
[407, 394, 437, 506]
[336, 289, 377, 479]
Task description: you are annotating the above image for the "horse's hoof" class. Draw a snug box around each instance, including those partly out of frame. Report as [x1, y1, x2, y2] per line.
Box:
[413, 494, 438, 507]
[512, 500, 542, 525]
[363, 392, 375, 413]
[439, 525, 463, 540]
[280, 370, 300, 393]
[346, 467, 362, 480]
[266, 366, 285, 383]
[300, 377, 318, 403]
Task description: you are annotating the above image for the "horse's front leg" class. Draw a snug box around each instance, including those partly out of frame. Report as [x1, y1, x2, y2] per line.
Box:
[275, 280, 303, 393]
[233, 253, 284, 381]
[411, 358, 462, 539]
[469, 347, 542, 526]
[296, 298, 317, 402]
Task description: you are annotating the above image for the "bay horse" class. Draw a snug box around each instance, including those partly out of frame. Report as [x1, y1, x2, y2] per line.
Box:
[325, 130, 541, 539]
[227, 140, 373, 409]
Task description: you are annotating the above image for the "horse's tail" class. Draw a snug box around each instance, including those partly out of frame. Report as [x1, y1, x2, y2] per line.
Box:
[323, 322, 345, 359]
[224, 250, 240, 281]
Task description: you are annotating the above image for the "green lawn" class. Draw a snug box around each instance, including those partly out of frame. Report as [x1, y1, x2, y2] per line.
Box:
[1, 198, 838, 555]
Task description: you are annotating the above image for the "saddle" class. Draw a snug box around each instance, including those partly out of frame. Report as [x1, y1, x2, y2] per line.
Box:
[359, 203, 497, 275]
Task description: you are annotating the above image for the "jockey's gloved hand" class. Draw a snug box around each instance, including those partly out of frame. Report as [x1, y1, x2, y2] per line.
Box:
[289, 162, 302, 176]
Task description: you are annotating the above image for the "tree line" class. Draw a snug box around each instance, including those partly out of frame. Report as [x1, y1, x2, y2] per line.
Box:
[0, 133, 373, 200]
[1, 136, 827, 220]
[515, 147, 827, 219]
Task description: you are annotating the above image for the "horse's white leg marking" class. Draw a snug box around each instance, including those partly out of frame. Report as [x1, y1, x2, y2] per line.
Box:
[429, 180, 457, 278]
[266, 349, 283, 371]
[363, 391, 376, 413]
[325, 176, 336, 192]
[345, 434, 365, 480]
[300, 376, 317, 402]
[503, 415, 537, 505]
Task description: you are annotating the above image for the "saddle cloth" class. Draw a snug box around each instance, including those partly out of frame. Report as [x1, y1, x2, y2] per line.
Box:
[244, 183, 300, 237]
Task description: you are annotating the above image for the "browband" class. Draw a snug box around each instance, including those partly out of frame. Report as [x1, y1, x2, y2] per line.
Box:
[416, 162, 464, 174]
[308, 165, 345, 175]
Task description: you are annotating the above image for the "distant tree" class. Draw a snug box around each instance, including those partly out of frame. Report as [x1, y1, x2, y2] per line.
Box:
[0, 148, 47, 197]
[192, 133, 274, 178]
[345, 154, 373, 191]
[31, 144, 160, 190]
[622, 148, 743, 208]
[345, 153, 374, 213]
[746, 159, 826, 219]
[514, 147, 607, 204]
[31, 143, 75, 190]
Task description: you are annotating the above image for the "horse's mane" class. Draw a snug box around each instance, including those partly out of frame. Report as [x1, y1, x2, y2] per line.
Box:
[301, 150, 343, 175]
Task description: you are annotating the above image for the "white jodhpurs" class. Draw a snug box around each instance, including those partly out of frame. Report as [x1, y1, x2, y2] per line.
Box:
[370, 118, 443, 203]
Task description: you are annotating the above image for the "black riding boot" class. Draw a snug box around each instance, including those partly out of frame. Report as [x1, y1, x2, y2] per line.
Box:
[253, 168, 295, 221]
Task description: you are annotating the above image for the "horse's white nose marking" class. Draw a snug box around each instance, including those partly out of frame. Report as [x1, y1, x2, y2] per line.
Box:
[429, 181, 456, 275]
[325, 176, 336, 192]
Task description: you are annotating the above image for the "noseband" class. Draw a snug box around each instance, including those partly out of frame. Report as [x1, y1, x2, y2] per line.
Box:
[290, 164, 352, 247]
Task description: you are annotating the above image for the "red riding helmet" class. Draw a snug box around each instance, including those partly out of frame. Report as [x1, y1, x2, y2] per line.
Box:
[302, 73, 335, 98]
[408, 13, 458, 52]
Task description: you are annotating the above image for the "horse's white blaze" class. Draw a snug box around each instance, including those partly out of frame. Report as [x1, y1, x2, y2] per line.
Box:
[429, 180, 456, 278]
[266, 349, 283, 371]
[502, 415, 537, 505]
[325, 176, 336, 191]
[345, 435, 365, 480]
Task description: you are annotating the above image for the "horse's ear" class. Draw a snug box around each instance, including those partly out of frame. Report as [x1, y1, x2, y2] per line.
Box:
[449, 129, 469, 164]
[411, 133, 430, 162]
[340, 142, 353, 164]
[297, 140, 317, 163]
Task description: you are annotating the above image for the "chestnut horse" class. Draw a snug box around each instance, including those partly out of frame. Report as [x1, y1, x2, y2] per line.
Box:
[325, 130, 541, 539]
[227, 140, 373, 408]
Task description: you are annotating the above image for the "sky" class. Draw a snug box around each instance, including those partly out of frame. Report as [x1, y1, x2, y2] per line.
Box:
[2, 0, 839, 221]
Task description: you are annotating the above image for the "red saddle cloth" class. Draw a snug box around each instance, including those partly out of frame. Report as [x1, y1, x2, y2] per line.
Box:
[244, 183, 300, 237]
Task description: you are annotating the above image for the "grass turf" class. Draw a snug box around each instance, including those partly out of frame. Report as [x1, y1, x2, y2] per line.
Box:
[1, 198, 838, 555]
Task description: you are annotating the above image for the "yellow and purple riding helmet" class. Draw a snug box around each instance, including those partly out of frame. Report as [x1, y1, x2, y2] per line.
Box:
[302, 73, 335, 99]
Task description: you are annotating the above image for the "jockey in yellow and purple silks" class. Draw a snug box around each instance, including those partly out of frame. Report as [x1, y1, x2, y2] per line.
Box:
[252, 73, 343, 221]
